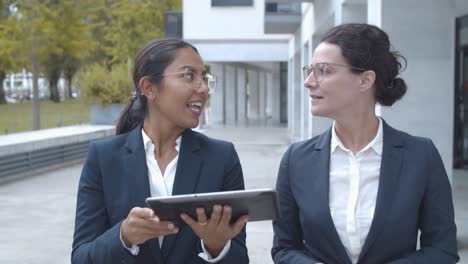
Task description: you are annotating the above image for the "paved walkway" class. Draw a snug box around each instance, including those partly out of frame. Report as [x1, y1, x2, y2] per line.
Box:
[0, 125, 467, 263]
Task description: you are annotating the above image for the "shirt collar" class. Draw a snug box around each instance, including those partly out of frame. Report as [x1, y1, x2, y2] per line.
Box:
[141, 128, 181, 153]
[331, 116, 383, 156]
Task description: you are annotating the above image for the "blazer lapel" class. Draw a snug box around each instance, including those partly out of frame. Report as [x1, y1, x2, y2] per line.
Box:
[171, 129, 203, 195]
[161, 129, 203, 260]
[311, 129, 353, 264]
[358, 121, 404, 262]
[123, 123, 164, 263]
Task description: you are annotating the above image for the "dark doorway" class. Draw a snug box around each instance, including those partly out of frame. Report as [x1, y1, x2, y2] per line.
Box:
[280, 62, 288, 123]
[453, 14, 468, 168]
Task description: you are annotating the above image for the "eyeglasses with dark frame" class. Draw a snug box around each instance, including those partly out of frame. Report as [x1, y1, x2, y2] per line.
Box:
[302, 62, 367, 83]
[161, 67, 217, 94]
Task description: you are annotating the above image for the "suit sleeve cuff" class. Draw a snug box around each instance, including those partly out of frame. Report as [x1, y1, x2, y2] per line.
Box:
[198, 239, 231, 263]
[119, 227, 139, 256]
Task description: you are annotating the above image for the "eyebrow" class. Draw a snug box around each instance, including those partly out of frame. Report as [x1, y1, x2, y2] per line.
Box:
[310, 62, 337, 68]
[177, 65, 207, 74]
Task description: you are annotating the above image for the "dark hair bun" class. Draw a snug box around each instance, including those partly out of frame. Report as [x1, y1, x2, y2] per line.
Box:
[376, 77, 407, 106]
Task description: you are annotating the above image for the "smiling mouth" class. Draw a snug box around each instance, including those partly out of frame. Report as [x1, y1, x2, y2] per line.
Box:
[187, 102, 203, 113]
[311, 95, 323, 99]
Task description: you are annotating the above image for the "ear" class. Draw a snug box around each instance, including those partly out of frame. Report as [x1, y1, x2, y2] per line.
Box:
[139, 77, 158, 100]
[359, 70, 376, 92]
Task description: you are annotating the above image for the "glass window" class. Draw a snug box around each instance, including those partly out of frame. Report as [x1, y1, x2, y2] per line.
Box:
[211, 0, 253, 7]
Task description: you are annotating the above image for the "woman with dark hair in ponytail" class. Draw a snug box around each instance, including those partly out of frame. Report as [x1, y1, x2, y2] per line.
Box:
[72, 38, 249, 264]
[272, 23, 459, 264]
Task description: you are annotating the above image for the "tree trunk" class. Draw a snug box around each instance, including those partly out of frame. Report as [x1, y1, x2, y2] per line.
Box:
[65, 73, 73, 98]
[32, 55, 40, 130]
[0, 71, 6, 104]
[49, 75, 60, 102]
[64, 57, 79, 99]
[44, 52, 63, 102]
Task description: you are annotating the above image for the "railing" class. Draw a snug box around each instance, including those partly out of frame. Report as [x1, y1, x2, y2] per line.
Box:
[0, 141, 89, 179]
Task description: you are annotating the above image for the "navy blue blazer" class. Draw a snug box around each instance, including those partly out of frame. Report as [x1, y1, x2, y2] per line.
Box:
[72, 124, 249, 264]
[272, 121, 459, 264]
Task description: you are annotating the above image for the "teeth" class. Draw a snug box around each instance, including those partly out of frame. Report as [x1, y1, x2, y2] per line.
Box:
[187, 102, 203, 113]
[189, 102, 202, 107]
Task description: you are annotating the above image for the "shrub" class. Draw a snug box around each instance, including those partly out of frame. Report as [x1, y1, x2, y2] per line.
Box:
[77, 63, 132, 105]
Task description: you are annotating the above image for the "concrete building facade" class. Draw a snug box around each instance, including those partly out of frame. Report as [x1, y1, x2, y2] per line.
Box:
[183, 0, 290, 126]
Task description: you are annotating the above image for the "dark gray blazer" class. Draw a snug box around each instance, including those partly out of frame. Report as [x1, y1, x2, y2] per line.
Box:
[72, 123, 249, 264]
[272, 120, 459, 264]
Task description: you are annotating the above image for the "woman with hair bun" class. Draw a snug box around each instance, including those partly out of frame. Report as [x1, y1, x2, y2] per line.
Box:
[272, 23, 459, 264]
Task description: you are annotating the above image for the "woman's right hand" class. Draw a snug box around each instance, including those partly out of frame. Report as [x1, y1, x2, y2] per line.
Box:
[121, 207, 179, 246]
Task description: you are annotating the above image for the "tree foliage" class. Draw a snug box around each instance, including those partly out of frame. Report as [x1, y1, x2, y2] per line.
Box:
[78, 62, 132, 105]
[0, 1, 23, 104]
[1, 0, 181, 107]
[41, 0, 95, 102]
[77, 0, 181, 103]
[105, 0, 168, 64]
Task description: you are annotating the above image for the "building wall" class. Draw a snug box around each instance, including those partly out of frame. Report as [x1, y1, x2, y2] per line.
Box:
[183, 0, 288, 126]
[271, 63, 281, 123]
[455, 0, 468, 17]
[377, 0, 465, 178]
[183, 0, 289, 62]
[183, 0, 289, 40]
[191, 40, 289, 62]
[208, 63, 225, 124]
[225, 65, 237, 124]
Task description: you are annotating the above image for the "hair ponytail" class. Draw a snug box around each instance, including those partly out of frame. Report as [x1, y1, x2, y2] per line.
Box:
[115, 95, 146, 135]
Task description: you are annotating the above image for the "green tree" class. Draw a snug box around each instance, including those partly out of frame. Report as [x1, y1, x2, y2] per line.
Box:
[0, 1, 23, 104]
[61, 0, 96, 99]
[11, 0, 56, 129]
[41, 0, 94, 102]
[105, 0, 181, 65]
[83, 0, 113, 66]
[74, 0, 181, 105]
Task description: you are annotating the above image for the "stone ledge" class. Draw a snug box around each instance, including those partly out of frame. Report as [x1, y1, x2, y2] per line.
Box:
[0, 125, 115, 157]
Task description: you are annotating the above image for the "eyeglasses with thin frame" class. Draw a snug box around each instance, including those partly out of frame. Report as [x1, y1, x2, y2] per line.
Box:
[302, 62, 367, 83]
[161, 67, 216, 94]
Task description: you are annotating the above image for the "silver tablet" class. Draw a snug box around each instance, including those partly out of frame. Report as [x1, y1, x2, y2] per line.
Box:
[145, 188, 279, 227]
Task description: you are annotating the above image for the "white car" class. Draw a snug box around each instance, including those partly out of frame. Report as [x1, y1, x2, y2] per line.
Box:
[5, 96, 17, 103]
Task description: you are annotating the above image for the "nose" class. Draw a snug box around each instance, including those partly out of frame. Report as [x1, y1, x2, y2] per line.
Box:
[196, 79, 209, 95]
[304, 74, 318, 90]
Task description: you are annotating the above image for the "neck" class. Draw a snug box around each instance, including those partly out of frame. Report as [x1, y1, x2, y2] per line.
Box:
[333, 112, 379, 155]
[142, 113, 184, 155]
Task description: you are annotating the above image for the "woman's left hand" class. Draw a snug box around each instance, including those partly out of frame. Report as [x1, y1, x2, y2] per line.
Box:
[180, 205, 248, 257]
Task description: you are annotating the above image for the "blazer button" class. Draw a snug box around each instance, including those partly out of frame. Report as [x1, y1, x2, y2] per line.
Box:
[121, 259, 126, 264]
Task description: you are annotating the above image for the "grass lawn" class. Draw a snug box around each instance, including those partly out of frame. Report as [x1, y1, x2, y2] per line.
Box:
[0, 98, 92, 135]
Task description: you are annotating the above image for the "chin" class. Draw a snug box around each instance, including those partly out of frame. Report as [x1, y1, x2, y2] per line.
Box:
[187, 118, 200, 129]
[311, 107, 324, 117]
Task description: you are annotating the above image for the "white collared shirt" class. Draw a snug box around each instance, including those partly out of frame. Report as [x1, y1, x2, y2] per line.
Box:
[142, 129, 180, 247]
[329, 118, 383, 264]
[119, 129, 230, 262]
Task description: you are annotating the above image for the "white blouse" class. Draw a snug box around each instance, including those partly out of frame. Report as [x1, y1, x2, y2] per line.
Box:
[329, 118, 383, 263]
